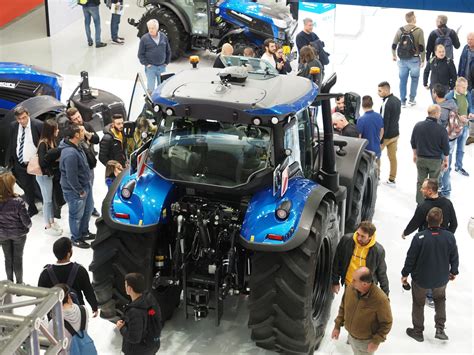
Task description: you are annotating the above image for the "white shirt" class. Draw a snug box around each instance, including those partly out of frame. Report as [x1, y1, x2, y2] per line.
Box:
[261, 52, 276, 68]
[16, 119, 36, 163]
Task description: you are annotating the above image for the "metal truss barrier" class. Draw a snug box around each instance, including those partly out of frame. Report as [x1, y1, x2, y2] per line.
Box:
[0, 281, 68, 355]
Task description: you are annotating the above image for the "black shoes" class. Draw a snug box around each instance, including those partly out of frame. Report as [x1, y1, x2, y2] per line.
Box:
[455, 167, 469, 176]
[92, 208, 100, 217]
[96, 42, 107, 48]
[406, 328, 424, 342]
[88, 40, 93, 46]
[83, 233, 96, 241]
[72, 239, 90, 249]
[435, 329, 449, 341]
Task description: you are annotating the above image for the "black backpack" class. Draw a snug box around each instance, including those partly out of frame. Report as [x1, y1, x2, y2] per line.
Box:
[47, 263, 80, 304]
[397, 27, 418, 59]
[143, 301, 162, 348]
[435, 28, 454, 59]
[310, 39, 330, 66]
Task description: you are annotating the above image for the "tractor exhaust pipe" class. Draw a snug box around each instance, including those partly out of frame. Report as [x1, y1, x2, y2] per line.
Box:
[316, 73, 339, 192]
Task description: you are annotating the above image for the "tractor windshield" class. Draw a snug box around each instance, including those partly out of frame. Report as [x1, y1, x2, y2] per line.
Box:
[147, 117, 272, 187]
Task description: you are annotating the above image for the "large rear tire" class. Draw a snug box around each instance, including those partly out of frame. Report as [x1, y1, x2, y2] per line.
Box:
[345, 150, 378, 233]
[248, 198, 339, 354]
[138, 8, 189, 60]
[89, 218, 180, 322]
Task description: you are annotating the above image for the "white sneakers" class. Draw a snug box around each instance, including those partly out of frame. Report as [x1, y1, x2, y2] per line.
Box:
[45, 222, 63, 236]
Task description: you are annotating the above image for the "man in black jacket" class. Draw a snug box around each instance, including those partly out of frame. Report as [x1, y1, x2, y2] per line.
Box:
[423, 44, 457, 94]
[426, 15, 460, 61]
[116, 273, 162, 355]
[99, 114, 127, 167]
[8, 106, 43, 217]
[332, 221, 389, 296]
[38, 237, 98, 315]
[402, 207, 459, 342]
[410, 104, 449, 204]
[378, 81, 401, 185]
[332, 112, 359, 138]
[402, 178, 457, 238]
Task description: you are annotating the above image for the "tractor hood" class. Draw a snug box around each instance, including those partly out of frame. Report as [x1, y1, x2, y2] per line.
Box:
[222, 0, 294, 28]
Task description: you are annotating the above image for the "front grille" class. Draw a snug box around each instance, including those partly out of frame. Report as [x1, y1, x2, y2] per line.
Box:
[0, 79, 45, 105]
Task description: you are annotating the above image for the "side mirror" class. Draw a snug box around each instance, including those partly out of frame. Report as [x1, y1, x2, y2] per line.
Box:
[273, 156, 290, 197]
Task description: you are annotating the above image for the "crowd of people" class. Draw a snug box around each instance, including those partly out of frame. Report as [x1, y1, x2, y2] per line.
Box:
[0, 8, 471, 355]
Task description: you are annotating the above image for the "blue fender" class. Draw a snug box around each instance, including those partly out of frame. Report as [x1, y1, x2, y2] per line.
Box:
[101, 167, 174, 233]
[239, 177, 334, 252]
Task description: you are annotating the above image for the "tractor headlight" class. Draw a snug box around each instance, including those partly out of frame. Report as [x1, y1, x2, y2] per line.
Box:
[275, 200, 292, 220]
[121, 179, 136, 200]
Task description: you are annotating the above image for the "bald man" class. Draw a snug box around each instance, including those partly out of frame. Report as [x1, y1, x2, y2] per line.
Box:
[410, 104, 450, 204]
[213, 43, 234, 69]
[332, 267, 392, 354]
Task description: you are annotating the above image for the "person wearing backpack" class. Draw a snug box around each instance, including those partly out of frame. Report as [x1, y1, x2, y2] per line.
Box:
[432, 84, 458, 198]
[423, 44, 457, 100]
[38, 237, 99, 316]
[445, 77, 474, 177]
[48, 283, 98, 355]
[458, 32, 474, 90]
[116, 273, 162, 355]
[392, 11, 426, 108]
[426, 15, 460, 61]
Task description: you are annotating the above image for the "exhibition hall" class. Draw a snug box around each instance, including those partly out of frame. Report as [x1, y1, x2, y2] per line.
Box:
[0, 1, 472, 354]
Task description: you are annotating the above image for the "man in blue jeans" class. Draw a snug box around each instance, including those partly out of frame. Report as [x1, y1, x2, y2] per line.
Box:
[79, 0, 106, 48]
[445, 77, 474, 176]
[137, 19, 171, 93]
[392, 11, 426, 107]
[59, 126, 94, 249]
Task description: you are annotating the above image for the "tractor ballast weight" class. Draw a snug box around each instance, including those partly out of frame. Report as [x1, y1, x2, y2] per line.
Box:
[90, 57, 378, 353]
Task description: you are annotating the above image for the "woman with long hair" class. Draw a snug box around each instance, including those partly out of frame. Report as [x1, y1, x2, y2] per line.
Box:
[297, 45, 324, 86]
[36, 119, 62, 236]
[0, 170, 31, 283]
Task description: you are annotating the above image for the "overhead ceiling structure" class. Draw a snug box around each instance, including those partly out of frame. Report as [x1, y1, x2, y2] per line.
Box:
[299, 0, 474, 13]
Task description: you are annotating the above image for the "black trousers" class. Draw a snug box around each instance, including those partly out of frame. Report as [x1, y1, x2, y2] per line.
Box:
[0, 236, 27, 283]
[12, 159, 41, 214]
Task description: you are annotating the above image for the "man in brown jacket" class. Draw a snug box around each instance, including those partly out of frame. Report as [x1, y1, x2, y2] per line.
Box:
[332, 267, 393, 354]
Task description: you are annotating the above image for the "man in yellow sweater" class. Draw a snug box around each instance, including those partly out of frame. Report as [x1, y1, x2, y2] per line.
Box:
[332, 221, 389, 296]
[332, 267, 393, 354]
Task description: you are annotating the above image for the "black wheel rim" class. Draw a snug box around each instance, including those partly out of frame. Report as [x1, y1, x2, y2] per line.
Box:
[361, 176, 373, 220]
[312, 237, 331, 319]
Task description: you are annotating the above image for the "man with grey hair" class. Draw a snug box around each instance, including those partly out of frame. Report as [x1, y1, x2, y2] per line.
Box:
[138, 19, 171, 93]
[295, 17, 320, 54]
[426, 15, 460, 61]
[458, 32, 474, 90]
[410, 104, 449, 204]
[332, 112, 359, 137]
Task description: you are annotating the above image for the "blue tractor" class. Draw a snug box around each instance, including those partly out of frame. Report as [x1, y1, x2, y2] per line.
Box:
[90, 57, 378, 353]
[128, 0, 297, 60]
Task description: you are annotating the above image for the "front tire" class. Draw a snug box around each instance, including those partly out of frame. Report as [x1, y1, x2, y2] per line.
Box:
[248, 198, 339, 354]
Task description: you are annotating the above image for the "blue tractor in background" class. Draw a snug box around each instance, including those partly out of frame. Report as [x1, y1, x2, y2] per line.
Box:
[90, 57, 378, 353]
[128, 0, 297, 60]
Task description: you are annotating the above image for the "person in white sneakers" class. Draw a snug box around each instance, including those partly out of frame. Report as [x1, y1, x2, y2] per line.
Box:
[36, 119, 62, 236]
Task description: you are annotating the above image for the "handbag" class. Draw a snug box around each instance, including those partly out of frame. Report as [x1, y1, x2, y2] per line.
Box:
[27, 155, 43, 176]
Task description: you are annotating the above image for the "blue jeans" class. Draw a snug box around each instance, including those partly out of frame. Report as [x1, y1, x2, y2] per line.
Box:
[455, 125, 469, 170]
[36, 175, 54, 225]
[111, 13, 121, 40]
[145, 65, 166, 93]
[63, 186, 93, 241]
[398, 57, 420, 103]
[439, 140, 456, 197]
[83, 5, 101, 44]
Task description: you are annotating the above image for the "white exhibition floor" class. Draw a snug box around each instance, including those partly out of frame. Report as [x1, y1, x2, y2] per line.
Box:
[0, 3, 473, 354]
